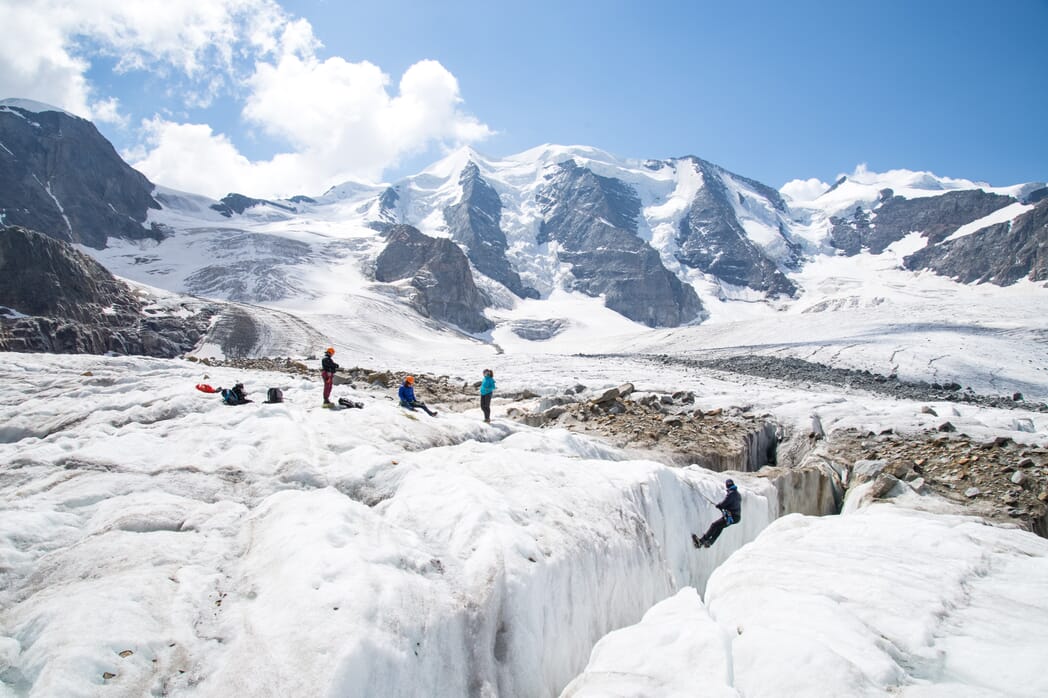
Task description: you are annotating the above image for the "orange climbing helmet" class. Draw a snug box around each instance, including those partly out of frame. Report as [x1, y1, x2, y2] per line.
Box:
[404, 375, 414, 385]
[325, 347, 335, 355]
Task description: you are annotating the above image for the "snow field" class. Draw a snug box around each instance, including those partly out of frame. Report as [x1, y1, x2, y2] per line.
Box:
[1, 353, 781, 697]
[706, 506, 1048, 696]
[567, 505, 1048, 697]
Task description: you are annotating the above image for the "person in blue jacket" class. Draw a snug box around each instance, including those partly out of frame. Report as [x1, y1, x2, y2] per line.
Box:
[480, 368, 496, 422]
[692, 479, 742, 549]
[398, 375, 437, 416]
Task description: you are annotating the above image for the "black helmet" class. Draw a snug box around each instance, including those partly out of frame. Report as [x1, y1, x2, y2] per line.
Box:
[725, 478, 735, 489]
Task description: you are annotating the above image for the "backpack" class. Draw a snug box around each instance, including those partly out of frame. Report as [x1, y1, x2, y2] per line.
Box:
[221, 388, 237, 405]
[266, 387, 284, 403]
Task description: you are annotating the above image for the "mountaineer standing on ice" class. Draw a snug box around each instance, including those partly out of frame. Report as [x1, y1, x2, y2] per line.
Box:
[693, 478, 741, 548]
[480, 368, 496, 422]
[321, 347, 339, 407]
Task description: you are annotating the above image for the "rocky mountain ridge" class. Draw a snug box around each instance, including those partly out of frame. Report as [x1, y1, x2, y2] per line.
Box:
[0, 225, 211, 355]
[1, 98, 1045, 343]
[0, 99, 160, 249]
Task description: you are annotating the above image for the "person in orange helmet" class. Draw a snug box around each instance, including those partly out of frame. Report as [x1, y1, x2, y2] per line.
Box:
[321, 347, 339, 407]
[398, 375, 437, 416]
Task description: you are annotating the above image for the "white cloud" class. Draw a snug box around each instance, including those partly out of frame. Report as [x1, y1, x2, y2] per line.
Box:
[132, 56, 493, 198]
[1, 0, 493, 199]
[89, 97, 128, 127]
[132, 117, 344, 199]
[0, 2, 94, 116]
[779, 177, 831, 203]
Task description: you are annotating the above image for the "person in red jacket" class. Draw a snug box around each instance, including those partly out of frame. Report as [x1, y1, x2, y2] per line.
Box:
[321, 347, 339, 407]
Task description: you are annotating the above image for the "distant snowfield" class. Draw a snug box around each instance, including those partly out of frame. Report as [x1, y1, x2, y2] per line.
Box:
[2, 349, 1047, 697]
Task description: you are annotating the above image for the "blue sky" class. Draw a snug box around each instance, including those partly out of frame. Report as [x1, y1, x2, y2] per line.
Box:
[2, 0, 1046, 198]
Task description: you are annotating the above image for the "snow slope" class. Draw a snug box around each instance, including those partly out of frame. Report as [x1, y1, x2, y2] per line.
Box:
[0, 353, 780, 697]
[565, 504, 1048, 697]
[1, 344, 1046, 696]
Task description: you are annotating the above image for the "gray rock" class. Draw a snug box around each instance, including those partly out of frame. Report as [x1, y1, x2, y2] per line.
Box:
[374, 225, 493, 333]
[537, 160, 703, 327]
[0, 100, 160, 248]
[675, 157, 799, 296]
[965, 486, 981, 498]
[903, 199, 1048, 285]
[444, 162, 538, 299]
[0, 225, 207, 356]
[209, 193, 297, 217]
[869, 473, 906, 499]
[832, 188, 1015, 255]
[852, 459, 890, 482]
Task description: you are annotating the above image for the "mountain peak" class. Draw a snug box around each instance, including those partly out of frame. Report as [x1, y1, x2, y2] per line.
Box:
[0, 98, 77, 118]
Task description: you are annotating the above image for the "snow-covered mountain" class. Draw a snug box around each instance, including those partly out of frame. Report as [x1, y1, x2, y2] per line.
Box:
[3, 97, 1048, 393]
[3, 98, 1046, 344]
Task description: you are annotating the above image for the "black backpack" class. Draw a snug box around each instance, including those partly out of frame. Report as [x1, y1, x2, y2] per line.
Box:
[266, 387, 284, 403]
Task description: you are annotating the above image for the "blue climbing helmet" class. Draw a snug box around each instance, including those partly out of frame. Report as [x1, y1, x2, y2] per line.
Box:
[725, 478, 736, 490]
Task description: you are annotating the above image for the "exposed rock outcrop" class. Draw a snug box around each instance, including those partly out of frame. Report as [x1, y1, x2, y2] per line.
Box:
[444, 162, 538, 299]
[824, 428, 1048, 537]
[537, 160, 703, 327]
[0, 99, 160, 248]
[0, 225, 209, 356]
[675, 157, 799, 297]
[830, 188, 1016, 254]
[374, 225, 493, 333]
[504, 382, 779, 472]
[210, 193, 297, 217]
[903, 199, 1048, 285]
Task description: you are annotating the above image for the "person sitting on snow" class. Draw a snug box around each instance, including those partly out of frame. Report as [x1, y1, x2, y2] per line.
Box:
[221, 383, 250, 406]
[693, 478, 741, 548]
[398, 375, 437, 416]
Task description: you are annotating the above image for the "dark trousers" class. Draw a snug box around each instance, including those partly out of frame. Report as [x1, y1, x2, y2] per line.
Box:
[402, 400, 437, 416]
[322, 371, 333, 401]
[701, 515, 732, 545]
[480, 392, 492, 421]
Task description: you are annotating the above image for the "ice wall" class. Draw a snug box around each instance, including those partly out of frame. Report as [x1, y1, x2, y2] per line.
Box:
[564, 505, 1048, 697]
[199, 446, 780, 697]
